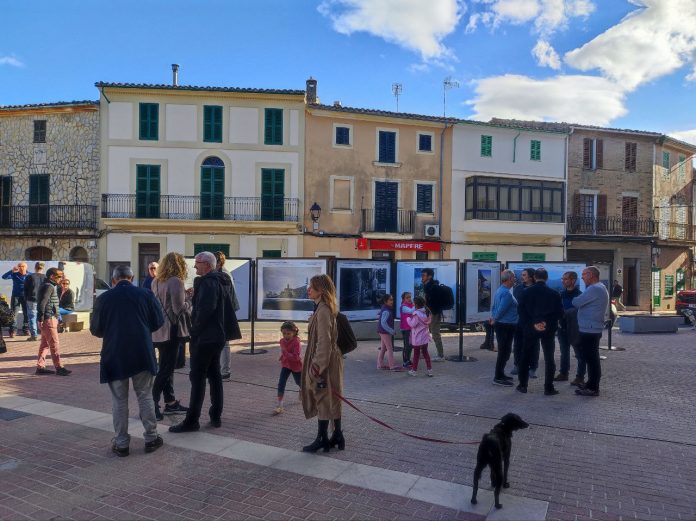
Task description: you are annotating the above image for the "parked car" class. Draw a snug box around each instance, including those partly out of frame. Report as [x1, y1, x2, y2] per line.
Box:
[95, 277, 111, 298]
[675, 290, 696, 323]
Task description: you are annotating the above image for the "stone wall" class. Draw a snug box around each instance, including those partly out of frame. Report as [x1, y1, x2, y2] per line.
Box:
[0, 237, 97, 265]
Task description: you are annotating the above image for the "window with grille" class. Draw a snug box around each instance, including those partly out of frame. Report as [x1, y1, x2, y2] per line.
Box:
[480, 135, 492, 157]
[33, 120, 46, 143]
[625, 142, 637, 172]
[582, 138, 603, 170]
[530, 140, 541, 161]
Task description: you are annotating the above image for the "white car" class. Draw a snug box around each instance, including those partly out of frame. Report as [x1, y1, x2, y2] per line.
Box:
[95, 278, 111, 298]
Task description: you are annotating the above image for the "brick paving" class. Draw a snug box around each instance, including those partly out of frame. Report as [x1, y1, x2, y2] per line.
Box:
[1, 324, 696, 520]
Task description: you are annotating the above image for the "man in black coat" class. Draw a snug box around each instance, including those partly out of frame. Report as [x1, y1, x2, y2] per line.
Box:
[170, 251, 240, 433]
[421, 268, 445, 361]
[516, 268, 564, 395]
[90, 265, 165, 457]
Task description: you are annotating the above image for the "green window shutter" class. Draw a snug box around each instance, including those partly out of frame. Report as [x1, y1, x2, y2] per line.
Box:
[679, 155, 686, 177]
[261, 168, 285, 221]
[262, 250, 282, 258]
[136, 165, 160, 218]
[29, 174, 49, 224]
[530, 140, 541, 161]
[481, 135, 492, 157]
[204, 105, 223, 142]
[264, 108, 283, 145]
[139, 103, 159, 140]
[194, 243, 229, 257]
[662, 151, 670, 170]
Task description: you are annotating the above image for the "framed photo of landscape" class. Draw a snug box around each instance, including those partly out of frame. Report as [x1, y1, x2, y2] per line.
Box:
[335, 259, 392, 321]
[255, 258, 328, 321]
[462, 261, 501, 324]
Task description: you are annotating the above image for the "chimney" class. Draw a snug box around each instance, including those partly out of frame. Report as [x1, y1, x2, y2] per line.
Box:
[172, 64, 179, 87]
[333, 100, 342, 107]
[306, 77, 317, 104]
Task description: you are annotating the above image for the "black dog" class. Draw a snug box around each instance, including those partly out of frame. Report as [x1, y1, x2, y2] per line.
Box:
[470, 413, 529, 509]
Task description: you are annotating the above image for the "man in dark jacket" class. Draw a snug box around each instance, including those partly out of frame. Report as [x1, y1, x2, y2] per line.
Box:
[90, 265, 165, 457]
[555, 271, 583, 384]
[24, 262, 45, 341]
[511, 268, 539, 377]
[421, 268, 445, 361]
[170, 251, 240, 433]
[516, 268, 564, 395]
[2, 262, 30, 337]
[36, 268, 71, 376]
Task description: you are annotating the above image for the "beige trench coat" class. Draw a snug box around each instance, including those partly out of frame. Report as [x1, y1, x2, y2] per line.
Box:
[151, 277, 191, 343]
[301, 302, 344, 420]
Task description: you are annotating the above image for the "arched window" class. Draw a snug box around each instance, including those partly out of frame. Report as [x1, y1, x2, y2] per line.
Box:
[25, 246, 52, 261]
[201, 156, 225, 220]
[69, 246, 89, 263]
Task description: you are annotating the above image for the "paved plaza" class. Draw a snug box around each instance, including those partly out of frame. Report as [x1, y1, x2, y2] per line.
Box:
[1, 324, 695, 521]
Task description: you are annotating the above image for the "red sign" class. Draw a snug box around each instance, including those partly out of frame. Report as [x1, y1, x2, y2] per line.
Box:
[356, 238, 368, 250]
[369, 239, 441, 252]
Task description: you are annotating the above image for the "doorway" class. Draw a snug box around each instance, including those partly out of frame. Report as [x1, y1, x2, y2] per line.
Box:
[623, 258, 640, 306]
[138, 243, 160, 287]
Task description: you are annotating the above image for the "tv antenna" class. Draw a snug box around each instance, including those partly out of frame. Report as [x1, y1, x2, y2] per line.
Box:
[392, 83, 403, 112]
[443, 77, 460, 118]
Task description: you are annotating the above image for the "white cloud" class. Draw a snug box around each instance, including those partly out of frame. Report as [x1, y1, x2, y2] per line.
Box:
[318, 0, 464, 61]
[565, 0, 696, 91]
[532, 39, 561, 69]
[669, 129, 696, 146]
[0, 55, 24, 67]
[467, 74, 627, 126]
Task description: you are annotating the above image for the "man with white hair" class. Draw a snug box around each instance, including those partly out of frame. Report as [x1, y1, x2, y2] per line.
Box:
[170, 251, 240, 432]
[490, 269, 517, 386]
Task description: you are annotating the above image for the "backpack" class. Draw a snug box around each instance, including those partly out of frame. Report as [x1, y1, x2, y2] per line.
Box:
[0, 301, 15, 328]
[336, 312, 357, 355]
[433, 283, 455, 310]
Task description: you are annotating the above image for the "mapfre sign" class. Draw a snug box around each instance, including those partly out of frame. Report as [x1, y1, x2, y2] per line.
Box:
[369, 240, 440, 252]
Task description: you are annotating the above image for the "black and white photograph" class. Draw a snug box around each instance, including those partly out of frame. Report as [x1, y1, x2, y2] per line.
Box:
[507, 262, 587, 293]
[256, 258, 328, 321]
[184, 258, 251, 321]
[336, 260, 391, 321]
[395, 261, 458, 323]
[463, 261, 501, 324]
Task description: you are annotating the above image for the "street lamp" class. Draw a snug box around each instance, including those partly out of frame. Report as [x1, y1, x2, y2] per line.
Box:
[309, 202, 321, 231]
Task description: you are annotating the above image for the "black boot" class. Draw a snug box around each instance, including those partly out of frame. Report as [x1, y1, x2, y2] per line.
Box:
[303, 420, 330, 453]
[329, 418, 345, 451]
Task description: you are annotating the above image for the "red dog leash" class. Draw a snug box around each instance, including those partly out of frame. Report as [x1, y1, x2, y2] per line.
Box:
[332, 390, 480, 445]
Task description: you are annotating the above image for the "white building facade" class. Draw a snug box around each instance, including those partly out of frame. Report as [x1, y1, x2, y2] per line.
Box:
[450, 122, 568, 263]
[97, 82, 305, 283]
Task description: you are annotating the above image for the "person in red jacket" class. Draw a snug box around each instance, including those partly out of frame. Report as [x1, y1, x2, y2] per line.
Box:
[273, 321, 303, 415]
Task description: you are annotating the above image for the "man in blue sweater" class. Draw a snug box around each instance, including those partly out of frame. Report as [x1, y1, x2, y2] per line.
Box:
[572, 266, 609, 397]
[2, 262, 30, 337]
[490, 270, 518, 386]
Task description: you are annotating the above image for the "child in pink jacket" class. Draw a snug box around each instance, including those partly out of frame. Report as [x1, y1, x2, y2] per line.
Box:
[406, 296, 433, 377]
[274, 321, 303, 414]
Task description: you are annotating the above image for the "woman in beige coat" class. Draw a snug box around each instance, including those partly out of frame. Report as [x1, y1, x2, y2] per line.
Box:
[151, 252, 192, 420]
[301, 274, 345, 452]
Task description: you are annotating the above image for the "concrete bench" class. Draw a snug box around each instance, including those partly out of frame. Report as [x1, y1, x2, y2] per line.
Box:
[618, 315, 682, 334]
[62, 311, 91, 332]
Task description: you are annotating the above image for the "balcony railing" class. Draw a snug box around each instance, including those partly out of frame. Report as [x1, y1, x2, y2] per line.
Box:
[0, 205, 98, 230]
[659, 221, 695, 241]
[361, 209, 416, 234]
[567, 215, 657, 237]
[101, 194, 300, 222]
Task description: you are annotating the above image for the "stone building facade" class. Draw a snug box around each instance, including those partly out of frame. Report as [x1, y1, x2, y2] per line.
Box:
[0, 101, 100, 264]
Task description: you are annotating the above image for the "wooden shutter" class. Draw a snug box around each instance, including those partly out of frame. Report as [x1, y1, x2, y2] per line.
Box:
[573, 192, 582, 215]
[264, 109, 282, 145]
[597, 194, 607, 217]
[583, 139, 591, 169]
[379, 131, 396, 163]
[622, 196, 637, 219]
[261, 168, 285, 221]
[625, 142, 636, 172]
[417, 184, 433, 213]
[136, 165, 160, 218]
[595, 139, 603, 169]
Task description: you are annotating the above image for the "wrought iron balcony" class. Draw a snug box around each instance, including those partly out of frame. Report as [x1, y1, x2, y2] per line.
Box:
[658, 222, 696, 241]
[566, 215, 657, 236]
[101, 194, 300, 222]
[0, 205, 98, 230]
[360, 208, 416, 234]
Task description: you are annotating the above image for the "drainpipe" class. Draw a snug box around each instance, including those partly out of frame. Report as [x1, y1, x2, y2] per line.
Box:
[439, 121, 450, 260]
[512, 131, 520, 163]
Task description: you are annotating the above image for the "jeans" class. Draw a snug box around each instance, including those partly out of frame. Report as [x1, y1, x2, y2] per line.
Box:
[185, 341, 225, 424]
[401, 330, 412, 363]
[27, 301, 38, 337]
[494, 323, 516, 379]
[579, 332, 602, 391]
[518, 330, 556, 390]
[514, 324, 539, 370]
[277, 366, 301, 397]
[10, 295, 28, 333]
[37, 318, 62, 369]
[557, 327, 570, 375]
[153, 341, 178, 405]
[107, 370, 158, 449]
[430, 312, 444, 358]
[219, 341, 231, 375]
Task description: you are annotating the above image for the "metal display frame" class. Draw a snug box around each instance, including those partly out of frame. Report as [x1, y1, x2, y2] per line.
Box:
[334, 258, 393, 322]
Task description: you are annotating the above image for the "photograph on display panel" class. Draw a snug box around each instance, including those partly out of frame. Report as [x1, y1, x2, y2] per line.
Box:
[395, 261, 458, 323]
[256, 258, 328, 321]
[463, 261, 501, 324]
[507, 262, 587, 293]
[185, 258, 251, 321]
[336, 260, 391, 321]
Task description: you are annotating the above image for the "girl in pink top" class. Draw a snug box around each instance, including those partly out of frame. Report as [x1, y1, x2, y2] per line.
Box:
[399, 292, 414, 368]
[407, 296, 433, 377]
[274, 321, 303, 415]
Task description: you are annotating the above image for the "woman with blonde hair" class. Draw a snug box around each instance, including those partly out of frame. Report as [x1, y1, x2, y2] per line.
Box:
[300, 274, 345, 452]
[151, 252, 192, 420]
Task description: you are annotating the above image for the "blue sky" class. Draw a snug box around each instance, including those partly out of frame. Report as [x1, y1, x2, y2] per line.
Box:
[1, 0, 695, 143]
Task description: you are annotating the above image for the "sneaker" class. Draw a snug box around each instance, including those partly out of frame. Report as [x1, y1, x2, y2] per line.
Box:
[544, 388, 560, 396]
[402, 361, 412, 368]
[144, 435, 164, 453]
[111, 443, 129, 457]
[35, 367, 55, 375]
[221, 373, 231, 381]
[510, 365, 519, 375]
[575, 388, 599, 397]
[163, 401, 188, 414]
[569, 376, 585, 387]
[426, 369, 433, 377]
[208, 417, 222, 428]
[56, 367, 72, 376]
[502, 375, 514, 381]
[493, 378, 513, 387]
[553, 373, 569, 382]
[155, 407, 164, 422]
[272, 406, 284, 415]
[516, 385, 527, 394]
[407, 370, 417, 377]
[169, 421, 200, 433]
[529, 369, 538, 379]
